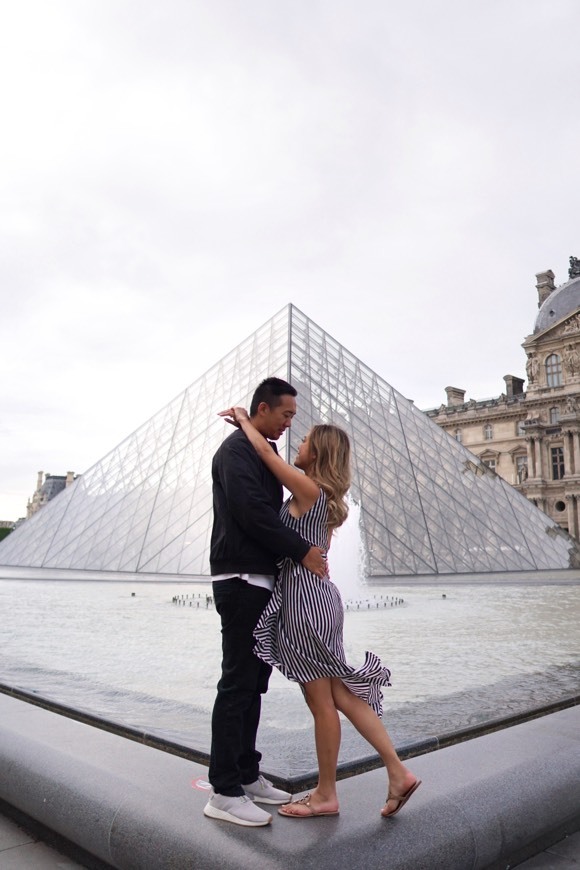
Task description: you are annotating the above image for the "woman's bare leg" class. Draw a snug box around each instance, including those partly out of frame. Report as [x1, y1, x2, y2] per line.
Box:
[281, 677, 341, 816]
[330, 678, 419, 816]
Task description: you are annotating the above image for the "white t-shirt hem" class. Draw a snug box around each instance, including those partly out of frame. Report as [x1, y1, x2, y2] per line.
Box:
[211, 573, 275, 592]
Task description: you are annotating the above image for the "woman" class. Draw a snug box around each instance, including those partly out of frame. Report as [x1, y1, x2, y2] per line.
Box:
[220, 407, 421, 819]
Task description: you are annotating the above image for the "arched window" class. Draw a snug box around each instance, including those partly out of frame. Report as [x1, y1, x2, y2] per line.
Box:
[545, 354, 562, 387]
[454, 428, 462, 443]
[550, 406, 560, 425]
[484, 423, 493, 441]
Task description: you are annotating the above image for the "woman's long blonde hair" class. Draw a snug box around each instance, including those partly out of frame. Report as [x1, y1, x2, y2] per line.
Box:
[308, 425, 351, 530]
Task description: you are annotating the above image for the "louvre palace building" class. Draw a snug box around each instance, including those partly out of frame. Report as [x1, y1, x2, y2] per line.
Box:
[427, 256, 580, 540]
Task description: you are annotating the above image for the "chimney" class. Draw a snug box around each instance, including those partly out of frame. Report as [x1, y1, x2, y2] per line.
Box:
[66, 471, 75, 486]
[503, 375, 525, 398]
[36, 471, 43, 490]
[536, 269, 555, 307]
[445, 386, 466, 407]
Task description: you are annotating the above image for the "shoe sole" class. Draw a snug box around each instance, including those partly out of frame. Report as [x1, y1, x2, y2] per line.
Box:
[382, 779, 422, 818]
[246, 795, 293, 805]
[203, 804, 272, 827]
[278, 807, 339, 818]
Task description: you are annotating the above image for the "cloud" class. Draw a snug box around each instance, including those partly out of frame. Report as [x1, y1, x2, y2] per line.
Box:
[1, 0, 580, 519]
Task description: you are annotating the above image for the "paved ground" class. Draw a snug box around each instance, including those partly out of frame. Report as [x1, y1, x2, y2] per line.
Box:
[514, 831, 580, 869]
[1, 807, 578, 870]
[0, 811, 86, 869]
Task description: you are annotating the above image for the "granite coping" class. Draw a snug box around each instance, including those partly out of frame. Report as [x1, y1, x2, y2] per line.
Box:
[0, 692, 579, 869]
[2, 682, 578, 792]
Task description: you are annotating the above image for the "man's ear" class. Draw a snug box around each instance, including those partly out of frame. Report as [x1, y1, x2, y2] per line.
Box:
[256, 401, 270, 416]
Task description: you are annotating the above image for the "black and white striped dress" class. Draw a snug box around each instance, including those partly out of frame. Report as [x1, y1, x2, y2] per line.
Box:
[254, 489, 392, 717]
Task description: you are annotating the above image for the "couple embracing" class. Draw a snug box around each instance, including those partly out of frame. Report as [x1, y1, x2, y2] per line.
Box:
[204, 377, 420, 827]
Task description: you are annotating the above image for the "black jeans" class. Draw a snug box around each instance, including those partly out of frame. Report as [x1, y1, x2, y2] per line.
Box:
[209, 579, 272, 796]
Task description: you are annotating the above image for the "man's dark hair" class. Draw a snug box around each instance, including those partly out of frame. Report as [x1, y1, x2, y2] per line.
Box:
[250, 377, 297, 416]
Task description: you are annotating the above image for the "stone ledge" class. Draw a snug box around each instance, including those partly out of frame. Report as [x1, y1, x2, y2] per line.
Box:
[0, 693, 579, 869]
[2, 681, 578, 793]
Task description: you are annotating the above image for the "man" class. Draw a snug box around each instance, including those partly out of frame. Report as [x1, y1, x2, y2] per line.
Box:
[203, 377, 326, 827]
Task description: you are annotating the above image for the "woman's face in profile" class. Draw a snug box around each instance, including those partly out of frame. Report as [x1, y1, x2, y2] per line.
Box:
[294, 432, 315, 471]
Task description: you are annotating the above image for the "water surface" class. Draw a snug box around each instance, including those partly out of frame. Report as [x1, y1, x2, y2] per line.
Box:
[1, 578, 578, 777]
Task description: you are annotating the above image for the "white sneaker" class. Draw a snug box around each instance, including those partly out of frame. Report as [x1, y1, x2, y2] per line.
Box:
[203, 791, 272, 826]
[243, 775, 292, 805]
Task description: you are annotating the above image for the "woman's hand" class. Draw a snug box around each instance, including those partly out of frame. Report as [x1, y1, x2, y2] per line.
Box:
[232, 406, 250, 423]
[217, 406, 250, 428]
[217, 407, 239, 428]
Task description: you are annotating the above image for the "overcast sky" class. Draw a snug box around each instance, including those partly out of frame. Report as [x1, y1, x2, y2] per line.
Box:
[1, 0, 579, 520]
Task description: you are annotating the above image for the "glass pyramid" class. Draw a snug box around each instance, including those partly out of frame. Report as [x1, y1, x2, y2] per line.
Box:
[1, 304, 577, 576]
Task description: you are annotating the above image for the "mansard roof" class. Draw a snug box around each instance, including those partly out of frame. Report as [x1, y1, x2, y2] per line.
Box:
[534, 275, 580, 335]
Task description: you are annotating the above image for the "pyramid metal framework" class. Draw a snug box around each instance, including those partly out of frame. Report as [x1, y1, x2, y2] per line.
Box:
[1, 305, 577, 577]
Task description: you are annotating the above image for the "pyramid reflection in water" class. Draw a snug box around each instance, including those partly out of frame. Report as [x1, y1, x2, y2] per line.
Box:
[1, 305, 577, 576]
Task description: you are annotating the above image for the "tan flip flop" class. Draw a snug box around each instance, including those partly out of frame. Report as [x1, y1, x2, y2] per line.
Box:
[278, 794, 339, 818]
[382, 779, 422, 818]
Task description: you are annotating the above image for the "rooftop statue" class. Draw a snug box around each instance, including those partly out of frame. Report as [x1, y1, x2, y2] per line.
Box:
[569, 255, 580, 279]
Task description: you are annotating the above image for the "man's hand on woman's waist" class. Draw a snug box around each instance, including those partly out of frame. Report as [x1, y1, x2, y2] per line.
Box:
[301, 546, 327, 578]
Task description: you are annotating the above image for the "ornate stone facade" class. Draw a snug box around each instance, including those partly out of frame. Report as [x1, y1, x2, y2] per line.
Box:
[426, 260, 580, 539]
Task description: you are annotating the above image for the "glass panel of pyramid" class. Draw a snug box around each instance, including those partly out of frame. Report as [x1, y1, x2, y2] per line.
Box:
[1, 304, 578, 576]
